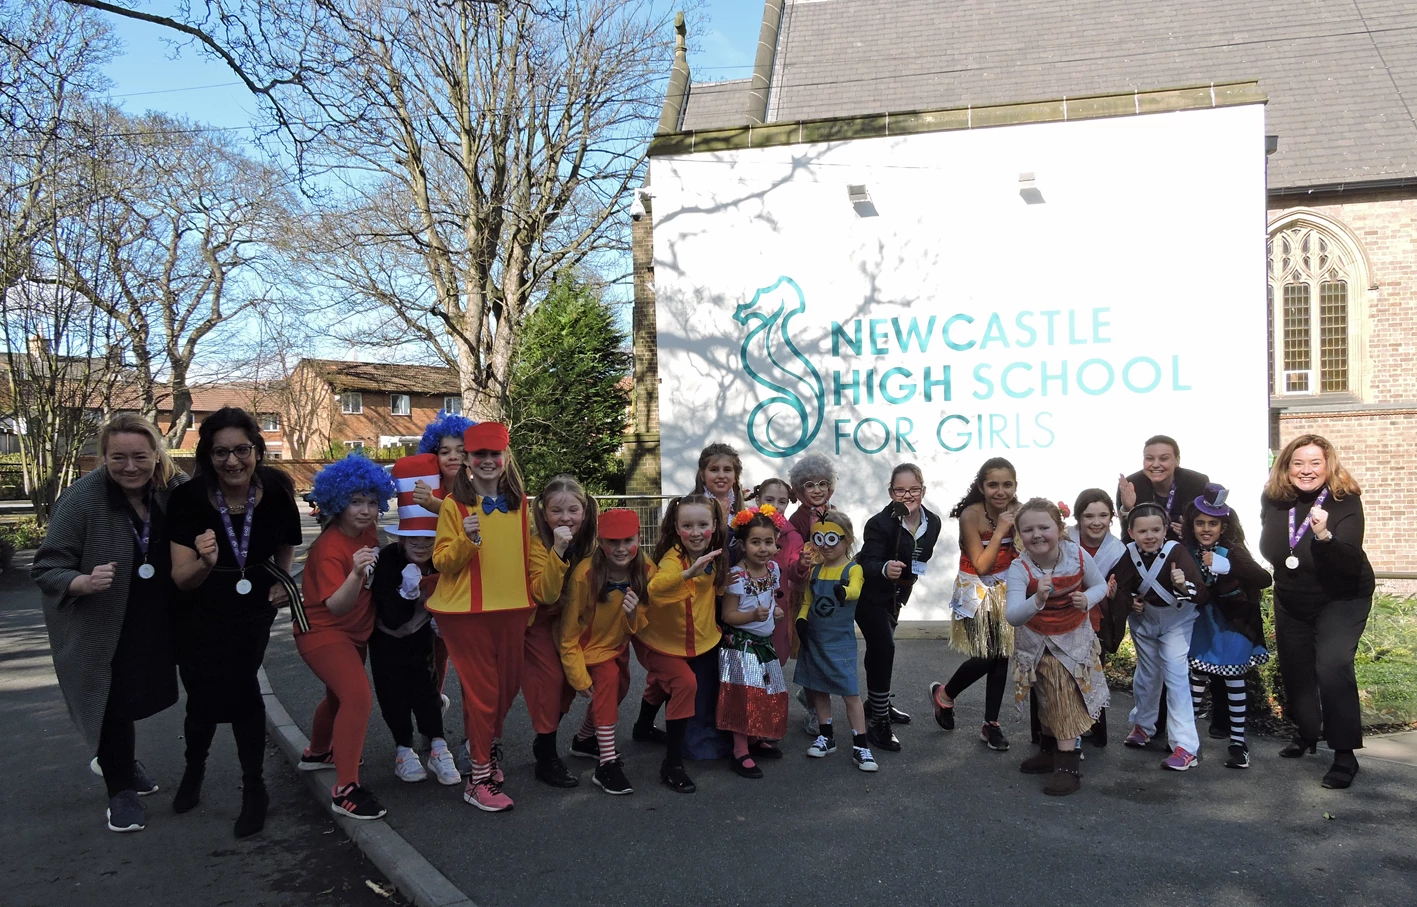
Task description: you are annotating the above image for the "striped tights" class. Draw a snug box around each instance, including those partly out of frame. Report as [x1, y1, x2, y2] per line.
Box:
[1190, 670, 1247, 744]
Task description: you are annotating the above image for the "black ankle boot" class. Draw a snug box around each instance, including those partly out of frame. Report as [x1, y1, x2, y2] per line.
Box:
[1088, 708, 1108, 748]
[172, 763, 205, 814]
[532, 733, 578, 788]
[233, 779, 267, 838]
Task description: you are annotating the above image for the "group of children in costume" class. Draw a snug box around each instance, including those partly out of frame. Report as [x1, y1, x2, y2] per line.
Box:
[291, 423, 1271, 815]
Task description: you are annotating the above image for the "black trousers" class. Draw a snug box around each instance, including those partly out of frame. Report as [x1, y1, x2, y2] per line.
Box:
[96, 712, 136, 798]
[855, 600, 896, 700]
[945, 655, 1009, 723]
[1274, 595, 1372, 752]
[369, 626, 444, 748]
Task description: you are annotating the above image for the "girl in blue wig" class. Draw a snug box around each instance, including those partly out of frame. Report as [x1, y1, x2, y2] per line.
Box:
[414, 411, 476, 517]
[296, 454, 397, 821]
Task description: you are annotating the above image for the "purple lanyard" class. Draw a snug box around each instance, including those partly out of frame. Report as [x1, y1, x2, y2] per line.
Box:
[129, 492, 152, 558]
[1288, 490, 1330, 550]
[216, 481, 259, 573]
[1160, 482, 1176, 518]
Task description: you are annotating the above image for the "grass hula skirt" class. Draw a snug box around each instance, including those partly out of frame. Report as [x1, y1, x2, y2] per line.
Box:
[949, 580, 1014, 658]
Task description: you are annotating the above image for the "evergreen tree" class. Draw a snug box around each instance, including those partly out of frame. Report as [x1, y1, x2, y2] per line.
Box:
[507, 276, 631, 494]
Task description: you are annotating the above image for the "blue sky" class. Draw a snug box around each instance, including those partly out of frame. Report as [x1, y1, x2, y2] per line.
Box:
[100, 1, 765, 129]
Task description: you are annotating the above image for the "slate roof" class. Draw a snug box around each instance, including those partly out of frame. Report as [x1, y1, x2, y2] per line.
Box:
[681, 0, 1417, 190]
[300, 358, 462, 395]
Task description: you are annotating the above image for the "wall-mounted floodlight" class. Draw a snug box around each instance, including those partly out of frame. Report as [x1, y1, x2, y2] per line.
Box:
[847, 184, 878, 217]
[1019, 172, 1045, 205]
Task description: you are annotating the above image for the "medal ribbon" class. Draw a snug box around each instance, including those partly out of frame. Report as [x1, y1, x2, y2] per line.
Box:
[128, 488, 152, 559]
[216, 481, 259, 574]
[1287, 489, 1330, 553]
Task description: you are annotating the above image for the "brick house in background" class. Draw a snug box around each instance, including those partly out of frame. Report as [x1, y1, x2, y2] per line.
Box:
[631, 0, 1417, 585]
[285, 358, 463, 458]
[154, 383, 288, 456]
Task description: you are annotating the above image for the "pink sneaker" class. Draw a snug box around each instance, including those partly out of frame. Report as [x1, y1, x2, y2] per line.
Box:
[463, 778, 514, 812]
[489, 740, 506, 784]
[1124, 725, 1150, 748]
[1162, 747, 1199, 771]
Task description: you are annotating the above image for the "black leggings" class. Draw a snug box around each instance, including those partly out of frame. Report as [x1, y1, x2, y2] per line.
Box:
[184, 713, 267, 784]
[854, 600, 896, 700]
[369, 627, 444, 748]
[96, 712, 136, 798]
[944, 655, 1009, 723]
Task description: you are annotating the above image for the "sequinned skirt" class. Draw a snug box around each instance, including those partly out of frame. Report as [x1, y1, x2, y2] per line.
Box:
[717, 627, 788, 739]
[949, 580, 1013, 658]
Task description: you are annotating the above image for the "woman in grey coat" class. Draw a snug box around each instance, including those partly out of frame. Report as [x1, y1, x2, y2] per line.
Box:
[32, 414, 186, 833]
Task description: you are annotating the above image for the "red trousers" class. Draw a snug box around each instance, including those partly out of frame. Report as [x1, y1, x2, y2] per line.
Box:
[300, 636, 371, 789]
[523, 616, 574, 734]
[586, 649, 632, 728]
[633, 639, 697, 721]
[438, 609, 526, 764]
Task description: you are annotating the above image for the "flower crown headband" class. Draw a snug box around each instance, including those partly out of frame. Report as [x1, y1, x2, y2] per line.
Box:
[731, 503, 790, 533]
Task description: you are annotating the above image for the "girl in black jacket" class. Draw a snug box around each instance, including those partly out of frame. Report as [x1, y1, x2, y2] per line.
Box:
[856, 463, 942, 752]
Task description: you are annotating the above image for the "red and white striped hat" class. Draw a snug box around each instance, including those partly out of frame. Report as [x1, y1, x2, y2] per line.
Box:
[388, 453, 440, 537]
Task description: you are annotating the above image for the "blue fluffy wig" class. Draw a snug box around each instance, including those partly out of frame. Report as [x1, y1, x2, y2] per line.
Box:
[310, 453, 396, 520]
[418, 411, 476, 455]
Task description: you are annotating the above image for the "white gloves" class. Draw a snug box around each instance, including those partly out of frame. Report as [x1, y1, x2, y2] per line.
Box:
[399, 562, 423, 599]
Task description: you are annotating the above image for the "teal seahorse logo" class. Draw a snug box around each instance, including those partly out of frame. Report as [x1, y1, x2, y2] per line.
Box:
[732, 276, 825, 459]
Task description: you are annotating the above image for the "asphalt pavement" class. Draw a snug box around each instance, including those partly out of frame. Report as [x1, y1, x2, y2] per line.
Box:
[264, 609, 1417, 907]
[0, 549, 407, 907]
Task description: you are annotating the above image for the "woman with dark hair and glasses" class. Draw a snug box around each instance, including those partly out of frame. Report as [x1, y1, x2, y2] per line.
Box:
[166, 407, 302, 837]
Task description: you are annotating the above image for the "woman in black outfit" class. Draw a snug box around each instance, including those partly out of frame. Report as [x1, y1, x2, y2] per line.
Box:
[856, 463, 942, 752]
[167, 408, 303, 836]
[1259, 434, 1375, 790]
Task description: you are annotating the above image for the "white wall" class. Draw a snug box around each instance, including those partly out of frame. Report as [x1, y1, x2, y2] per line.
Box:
[651, 103, 1270, 619]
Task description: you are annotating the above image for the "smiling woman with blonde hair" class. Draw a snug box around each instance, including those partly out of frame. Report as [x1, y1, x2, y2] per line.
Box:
[32, 413, 187, 834]
[1259, 434, 1374, 790]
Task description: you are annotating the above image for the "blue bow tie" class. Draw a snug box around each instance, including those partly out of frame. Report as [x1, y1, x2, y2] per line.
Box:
[482, 495, 509, 515]
[606, 581, 631, 593]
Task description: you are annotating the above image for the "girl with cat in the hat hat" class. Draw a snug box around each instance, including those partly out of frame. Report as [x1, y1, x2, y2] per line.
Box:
[368, 454, 461, 787]
[427, 421, 535, 813]
[1182, 483, 1272, 770]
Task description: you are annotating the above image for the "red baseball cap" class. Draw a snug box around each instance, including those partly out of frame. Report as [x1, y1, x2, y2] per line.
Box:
[463, 421, 510, 452]
[598, 508, 640, 540]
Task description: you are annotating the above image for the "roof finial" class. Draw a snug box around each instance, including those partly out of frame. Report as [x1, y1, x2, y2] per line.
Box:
[656, 11, 692, 135]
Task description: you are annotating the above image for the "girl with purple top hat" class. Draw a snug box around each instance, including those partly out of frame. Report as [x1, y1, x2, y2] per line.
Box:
[1182, 483, 1272, 770]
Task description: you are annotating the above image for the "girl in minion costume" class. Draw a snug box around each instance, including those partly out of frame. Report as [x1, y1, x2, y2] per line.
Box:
[427, 421, 535, 813]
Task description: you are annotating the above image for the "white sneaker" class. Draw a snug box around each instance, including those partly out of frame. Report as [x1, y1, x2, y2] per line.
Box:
[807, 734, 836, 758]
[853, 746, 879, 772]
[440, 693, 451, 716]
[394, 748, 427, 782]
[427, 746, 461, 786]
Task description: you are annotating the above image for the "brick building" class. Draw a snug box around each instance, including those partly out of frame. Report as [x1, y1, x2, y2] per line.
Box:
[285, 358, 463, 457]
[630, 0, 1417, 583]
[154, 383, 288, 456]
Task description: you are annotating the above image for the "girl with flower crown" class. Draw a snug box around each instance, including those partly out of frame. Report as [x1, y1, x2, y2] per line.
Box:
[716, 505, 790, 778]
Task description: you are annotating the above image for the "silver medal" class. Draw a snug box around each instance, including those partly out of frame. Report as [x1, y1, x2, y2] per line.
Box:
[1285, 555, 1299, 569]
[137, 562, 156, 580]
[236, 577, 253, 595]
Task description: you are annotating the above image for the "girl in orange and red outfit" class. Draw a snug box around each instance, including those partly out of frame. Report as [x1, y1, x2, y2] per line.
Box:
[559, 508, 654, 795]
[632, 494, 728, 793]
[525, 475, 598, 788]
[297, 455, 396, 820]
[428, 422, 534, 813]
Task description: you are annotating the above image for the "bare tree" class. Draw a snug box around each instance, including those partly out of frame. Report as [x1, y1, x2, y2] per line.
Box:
[0, 3, 126, 523]
[66, 0, 677, 419]
[44, 108, 301, 445]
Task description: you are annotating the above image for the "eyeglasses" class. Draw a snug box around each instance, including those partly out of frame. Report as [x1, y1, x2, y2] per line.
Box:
[801, 480, 831, 492]
[890, 486, 925, 498]
[212, 444, 255, 462]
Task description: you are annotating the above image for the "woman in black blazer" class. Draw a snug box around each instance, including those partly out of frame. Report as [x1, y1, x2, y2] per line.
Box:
[856, 463, 942, 752]
[1259, 434, 1375, 790]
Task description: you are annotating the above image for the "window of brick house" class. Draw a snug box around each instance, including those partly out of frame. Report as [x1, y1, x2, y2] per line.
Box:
[344, 440, 365, 450]
[443, 395, 462, 415]
[1268, 220, 1360, 397]
[340, 392, 363, 414]
[391, 393, 411, 416]
[259, 413, 280, 431]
